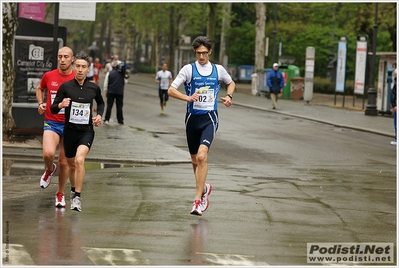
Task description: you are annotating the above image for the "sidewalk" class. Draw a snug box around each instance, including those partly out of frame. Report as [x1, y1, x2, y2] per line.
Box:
[231, 83, 393, 138]
[2, 73, 394, 166]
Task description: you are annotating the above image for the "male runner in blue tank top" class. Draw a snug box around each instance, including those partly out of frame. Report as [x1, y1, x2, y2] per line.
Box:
[168, 36, 236, 216]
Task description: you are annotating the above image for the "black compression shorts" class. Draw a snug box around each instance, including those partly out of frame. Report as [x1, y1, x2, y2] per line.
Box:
[63, 128, 95, 158]
[185, 111, 219, 155]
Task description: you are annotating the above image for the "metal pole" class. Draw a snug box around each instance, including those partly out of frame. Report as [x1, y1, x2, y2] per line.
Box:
[52, 3, 59, 70]
[365, 3, 378, 116]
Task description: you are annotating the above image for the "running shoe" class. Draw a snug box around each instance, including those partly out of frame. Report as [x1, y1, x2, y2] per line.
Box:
[70, 191, 75, 204]
[55, 192, 66, 208]
[71, 196, 82, 212]
[40, 163, 57, 189]
[190, 200, 202, 216]
[200, 183, 212, 212]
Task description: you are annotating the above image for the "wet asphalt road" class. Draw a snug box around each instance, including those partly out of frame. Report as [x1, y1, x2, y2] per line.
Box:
[2, 161, 396, 265]
[2, 73, 396, 266]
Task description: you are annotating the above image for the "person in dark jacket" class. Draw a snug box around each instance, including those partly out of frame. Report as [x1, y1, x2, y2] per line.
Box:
[266, 63, 285, 109]
[390, 68, 397, 146]
[103, 61, 126, 125]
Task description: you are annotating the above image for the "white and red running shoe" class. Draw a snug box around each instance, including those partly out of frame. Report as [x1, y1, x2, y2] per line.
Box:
[55, 192, 66, 208]
[40, 163, 57, 189]
[200, 183, 212, 212]
[190, 200, 202, 216]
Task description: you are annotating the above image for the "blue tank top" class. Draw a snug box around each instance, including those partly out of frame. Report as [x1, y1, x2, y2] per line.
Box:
[184, 63, 220, 115]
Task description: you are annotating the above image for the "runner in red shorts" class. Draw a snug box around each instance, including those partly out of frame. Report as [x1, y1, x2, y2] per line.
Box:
[93, 57, 102, 85]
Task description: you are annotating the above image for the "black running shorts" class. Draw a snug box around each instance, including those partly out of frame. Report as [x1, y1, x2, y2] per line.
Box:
[63, 128, 95, 158]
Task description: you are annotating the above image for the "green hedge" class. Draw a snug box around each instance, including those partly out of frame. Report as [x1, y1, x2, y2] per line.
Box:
[313, 77, 358, 95]
[137, 63, 156, 74]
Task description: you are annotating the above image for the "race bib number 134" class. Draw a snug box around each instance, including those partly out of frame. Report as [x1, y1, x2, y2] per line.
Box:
[69, 101, 90, 124]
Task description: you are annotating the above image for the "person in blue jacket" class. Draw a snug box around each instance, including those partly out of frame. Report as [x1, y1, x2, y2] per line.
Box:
[267, 63, 285, 109]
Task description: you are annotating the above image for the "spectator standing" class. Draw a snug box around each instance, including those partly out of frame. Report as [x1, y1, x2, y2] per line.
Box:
[104, 55, 121, 73]
[103, 60, 126, 125]
[168, 36, 236, 216]
[103, 56, 113, 75]
[391, 68, 397, 146]
[36, 46, 75, 208]
[50, 53, 105, 212]
[155, 62, 173, 114]
[266, 63, 285, 109]
[86, 56, 95, 82]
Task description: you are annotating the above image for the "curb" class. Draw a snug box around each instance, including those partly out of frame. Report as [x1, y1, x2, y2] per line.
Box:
[231, 102, 392, 138]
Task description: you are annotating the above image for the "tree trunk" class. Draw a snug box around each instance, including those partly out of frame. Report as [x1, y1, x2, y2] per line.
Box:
[2, 3, 18, 141]
[207, 3, 217, 62]
[168, 5, 177, 76]
[97, 4, 107, 61]
[154, 28, 160, 72]
[255, 3, 266, 71]
[219, 3, 232, 66]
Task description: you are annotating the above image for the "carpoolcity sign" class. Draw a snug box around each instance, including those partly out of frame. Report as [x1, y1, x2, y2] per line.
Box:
[307, 243, 394, 264]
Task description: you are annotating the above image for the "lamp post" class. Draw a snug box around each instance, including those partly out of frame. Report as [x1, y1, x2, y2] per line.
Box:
[365, 3, 379, 116]
[52, 3, 59, 70]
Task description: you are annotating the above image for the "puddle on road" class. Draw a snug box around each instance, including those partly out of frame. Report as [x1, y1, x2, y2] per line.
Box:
[2, 158, 145, 176]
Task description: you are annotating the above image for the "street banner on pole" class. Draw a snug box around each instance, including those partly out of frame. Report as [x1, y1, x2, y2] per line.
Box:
[354, 36, 368, 95]
[18, 3, 45, 22]
[335, 37, 347, 93]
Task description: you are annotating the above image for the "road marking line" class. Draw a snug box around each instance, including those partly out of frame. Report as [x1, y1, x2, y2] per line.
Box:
[196, 252, 269, 266]
[81, 247, 150, 265]
[2, 244, 35, 266]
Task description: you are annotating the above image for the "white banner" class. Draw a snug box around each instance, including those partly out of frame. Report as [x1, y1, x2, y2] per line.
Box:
[354, 40, 368, 95]
[59, 3, 96, 21]
[304, 46, 315, 102]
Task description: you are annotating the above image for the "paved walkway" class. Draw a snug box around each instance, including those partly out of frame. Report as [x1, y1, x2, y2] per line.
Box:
[232, 87, 393, 138]
[3, 73, 394, 166]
